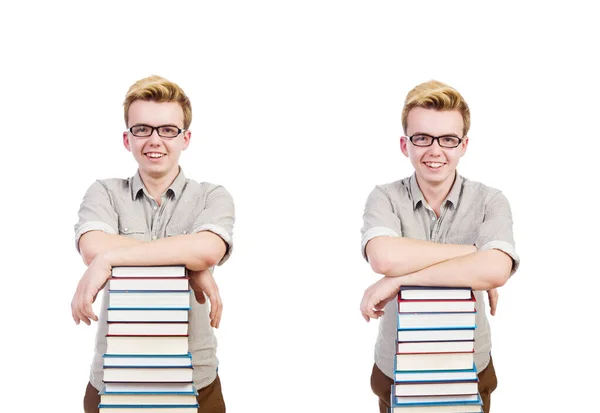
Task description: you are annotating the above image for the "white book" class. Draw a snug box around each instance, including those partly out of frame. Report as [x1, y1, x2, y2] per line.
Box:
[392, 403, 482, 412]
[108, 291, 190, 309]
[103, 382, 194, 393]
[396, 352, 474, 371]
[394, 393, 481, 405]
[107, 323, 189, 336]
[106, 336, 189, 355]
[398, 312, 476, 329]
[397, 329, 474, 342]
[99, 407, 197, 413]
[103, 367, 193, 382]
[109, 277, 190, 291]
[394, 380, 478, 397]
[111, 265, 187, 278]
[400, 286, 472, 300]
[398, 293, 475, 313]
[397, 340, 474, 354]
[394, 366, 478, 383]
[103, 354, 192, 367]
[107, 309, 189, 323]
[100, 392, 198, 406]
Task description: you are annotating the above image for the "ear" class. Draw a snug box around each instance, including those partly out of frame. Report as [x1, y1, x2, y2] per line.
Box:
[459, 136, 469, 157]
[182, 130, 191, 150]
[123, 131, 132, 151]
[400, 136, 410, 157]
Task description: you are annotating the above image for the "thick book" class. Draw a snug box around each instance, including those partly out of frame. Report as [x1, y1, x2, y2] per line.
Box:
[397, 340, 474, 354]
[107, 322, 189, 336]
[394, 380, 478, 397]
[397, 329, 475, 342]
[400, 286, 472, 300]
[108, 291, 191, 309]
[108, 309, 190, 323]
[99, 405, 198, 412]
[398, 292, 476, 313]
[396, 352, 474, 371]
[394, 364, 478, 383]
[103, 353, 192, 368]
[100, 386, 198, 405]
[106, 335, 189, 355]
[103, 382, 194, 393]
[391, 401, 482, 412]
[103, 366, 193, 383]
[109, 277, 190, 292]
[397, 312, 476, 330]
[111, 265, 187, 278]
[392, 392, 482, 407]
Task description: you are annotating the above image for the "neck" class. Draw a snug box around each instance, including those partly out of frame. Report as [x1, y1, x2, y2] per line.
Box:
[138, 167, 180, 205]
[415, 170, 456, 214]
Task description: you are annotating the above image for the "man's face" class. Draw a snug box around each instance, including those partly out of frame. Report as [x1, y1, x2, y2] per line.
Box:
[123, 100, 190, 179]
[400, 107, 468, 187]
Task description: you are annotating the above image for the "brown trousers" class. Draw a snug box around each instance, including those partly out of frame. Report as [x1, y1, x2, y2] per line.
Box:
[371, 356, 498, 413]
[84, 374, 226, 413]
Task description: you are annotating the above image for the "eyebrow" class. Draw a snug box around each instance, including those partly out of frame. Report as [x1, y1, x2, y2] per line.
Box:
[412, 132, 461, 138]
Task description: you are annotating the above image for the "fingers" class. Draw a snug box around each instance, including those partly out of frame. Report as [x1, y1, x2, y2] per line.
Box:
[194, 290, 206, 305]
[71, 282, 97, 326]
[488, 289, 499, 316]
[360, 291, 383, 322]
[205, 288, 223, 328]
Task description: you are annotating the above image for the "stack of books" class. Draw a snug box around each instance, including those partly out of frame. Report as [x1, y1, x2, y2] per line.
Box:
[391, 286, 483, 412]
[98, 265, 198, 413]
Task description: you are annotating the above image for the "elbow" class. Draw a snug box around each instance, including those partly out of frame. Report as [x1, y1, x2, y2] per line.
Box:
[187, 238, 226, 271]
[80, 247, 98, 267]
[368, 251, 399, 276]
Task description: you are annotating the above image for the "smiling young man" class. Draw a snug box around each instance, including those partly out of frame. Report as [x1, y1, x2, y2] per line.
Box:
[360, 80, 520, 413]
[73, 75, 234, 413]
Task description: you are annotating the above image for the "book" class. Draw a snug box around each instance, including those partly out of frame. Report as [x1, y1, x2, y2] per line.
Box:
[392, 392, 482, 406]
[391, 401, 482, 412]
[397, 340, 474, 354]
[99, 406, 198, 412]
[395, 352, 474, 371]
[107, 309, 190, 323]
[103, 367, 193, 383]
[107, 323, 189, 336]
[397, 312, 476, 329]
[111, 265, 187, 278]
[400, 286, 472, 300]
[108, 291, 191, 309]
[106, 336, 189, 355]
[394, 380, 478, 397]
[100, 387, 198, 405]
[109, 277, 190, 292]
[103, 353, 192, 368]
[397, 329, 475, 342]
[103, 382, 195, 393]
[398, 293, 476, 313]
[394, 364, 478, 383]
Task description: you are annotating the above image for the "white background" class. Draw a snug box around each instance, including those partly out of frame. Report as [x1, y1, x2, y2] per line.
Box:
[1, 1, 598, 412]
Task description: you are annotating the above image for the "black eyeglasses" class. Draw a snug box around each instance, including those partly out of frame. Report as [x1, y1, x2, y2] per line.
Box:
[129, 124, 185, 138]
[408, 133, 463, 148]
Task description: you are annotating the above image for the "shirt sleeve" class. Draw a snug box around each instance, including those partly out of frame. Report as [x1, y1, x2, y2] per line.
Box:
[360, 186, 403, 262]
[192, 185, 235, 266]
[74, 181, 119, 253]
[475, 191, 520, 276]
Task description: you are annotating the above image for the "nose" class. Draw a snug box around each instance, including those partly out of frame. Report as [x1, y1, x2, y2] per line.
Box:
[148, 128, 162, 144]
[426, 138, 444, 155]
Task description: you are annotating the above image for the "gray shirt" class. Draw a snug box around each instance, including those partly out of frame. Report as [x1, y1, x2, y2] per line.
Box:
[360, 172, 519, 378]
[74, 168, 235, 391]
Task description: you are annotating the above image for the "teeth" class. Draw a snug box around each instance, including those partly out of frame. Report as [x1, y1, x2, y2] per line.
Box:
[425, 162, 443, 168]
[146, 153, 164, 158]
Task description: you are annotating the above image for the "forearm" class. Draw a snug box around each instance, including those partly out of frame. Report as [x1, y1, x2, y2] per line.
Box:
[100, 232, 226, 272]
[394, 249, 513, 291]
[366, 236, 477, 277]
[79, 231, 143, 266]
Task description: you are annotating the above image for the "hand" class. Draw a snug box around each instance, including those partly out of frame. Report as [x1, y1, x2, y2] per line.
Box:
[487, 288, 499, 316]
[71, 256, 112, 325]
[360, 276, 401, 322]
[189, 269, 223, 328]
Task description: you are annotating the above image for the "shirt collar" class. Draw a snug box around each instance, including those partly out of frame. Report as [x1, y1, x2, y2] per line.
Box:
[409, 171, 463, 210]
[131, 168, 187, 200]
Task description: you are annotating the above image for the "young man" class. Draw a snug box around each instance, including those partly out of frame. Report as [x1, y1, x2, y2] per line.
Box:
[72, 75, 234, 413]
[359, 80, 519, 413]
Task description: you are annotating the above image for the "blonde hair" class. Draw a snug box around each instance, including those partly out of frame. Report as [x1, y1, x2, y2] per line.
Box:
[124, 75, 192, 129]
[401, 80, 470, 136]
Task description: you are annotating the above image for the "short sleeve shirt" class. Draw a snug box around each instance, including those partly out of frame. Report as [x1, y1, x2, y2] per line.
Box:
[74, 168, 235, 391]
[360, 172, 519, 377]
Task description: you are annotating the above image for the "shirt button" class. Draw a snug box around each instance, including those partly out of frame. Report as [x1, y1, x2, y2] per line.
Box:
[182, 230, 187, 234]
[152, 235, 157, 240]
[123, 227, 129, 232]
[153, 205, 158, 211]
[431, 216, 436, 221]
